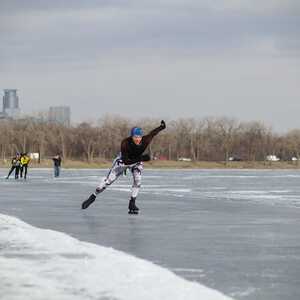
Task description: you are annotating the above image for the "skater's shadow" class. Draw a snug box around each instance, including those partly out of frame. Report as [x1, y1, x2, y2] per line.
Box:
[81, 213, 102, 241]
[126, 217, 143, 253]
[81, 208, 144, 256]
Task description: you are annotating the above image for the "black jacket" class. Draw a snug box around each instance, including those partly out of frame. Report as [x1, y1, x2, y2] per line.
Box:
[53, 157, 62, 167]
[121, 124, 165, 165]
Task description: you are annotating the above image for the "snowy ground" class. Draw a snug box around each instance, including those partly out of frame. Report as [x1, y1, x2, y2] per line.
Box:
[1, 168, 300, 299]
[0, 214, 232, 300]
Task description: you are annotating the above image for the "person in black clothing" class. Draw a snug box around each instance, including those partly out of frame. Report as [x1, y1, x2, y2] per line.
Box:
[53, 154, 62, 177]
[6, 153, 21, 179]
[82, 120, 166, 213]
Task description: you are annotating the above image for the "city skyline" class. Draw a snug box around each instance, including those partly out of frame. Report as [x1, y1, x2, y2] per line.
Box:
[0, 89, 71, 125]
[1, 89, 20, 119]
[1, 1, 300, 132]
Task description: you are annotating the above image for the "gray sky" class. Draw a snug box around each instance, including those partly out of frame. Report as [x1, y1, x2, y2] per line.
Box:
[1, 0, 300, 132]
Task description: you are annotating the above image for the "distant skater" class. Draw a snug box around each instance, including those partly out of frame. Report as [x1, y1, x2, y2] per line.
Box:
[6, 153, 21, 179]
[20, 153, 31, 179]
[53, 154, 62, 177]
[82, 120, 166, 214]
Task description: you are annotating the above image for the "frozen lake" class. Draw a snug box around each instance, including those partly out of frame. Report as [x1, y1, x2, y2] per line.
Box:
[1, 168, 300, 299]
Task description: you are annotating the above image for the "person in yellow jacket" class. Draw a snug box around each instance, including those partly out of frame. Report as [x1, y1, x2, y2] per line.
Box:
[20, 153, 31, 179]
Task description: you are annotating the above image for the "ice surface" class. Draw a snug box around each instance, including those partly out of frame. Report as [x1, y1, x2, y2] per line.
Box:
[0, 214, 233, 300]
[1, 168, 300, 300]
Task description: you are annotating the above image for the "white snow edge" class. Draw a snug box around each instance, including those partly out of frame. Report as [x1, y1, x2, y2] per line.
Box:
[0, 213, 234, 300]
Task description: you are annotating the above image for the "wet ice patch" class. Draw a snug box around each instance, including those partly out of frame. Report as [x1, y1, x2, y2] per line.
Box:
[0, 214, 234, 300]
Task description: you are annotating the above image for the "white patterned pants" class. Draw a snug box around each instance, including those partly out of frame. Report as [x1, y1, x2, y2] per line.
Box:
[95, 157, 143, 199]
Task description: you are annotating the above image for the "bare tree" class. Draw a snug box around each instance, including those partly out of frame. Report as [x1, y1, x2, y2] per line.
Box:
[215, 117, 239, 164]
[0, 115, 298, 165]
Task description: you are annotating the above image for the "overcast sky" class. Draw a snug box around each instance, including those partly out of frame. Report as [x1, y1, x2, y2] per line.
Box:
[0, 0, 300, 132]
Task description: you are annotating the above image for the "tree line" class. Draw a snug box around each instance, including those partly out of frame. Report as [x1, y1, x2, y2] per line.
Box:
[1, 115, 300, 162]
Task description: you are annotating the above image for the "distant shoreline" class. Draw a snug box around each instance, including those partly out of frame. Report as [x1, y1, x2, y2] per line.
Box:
[1, 159, 300, 170]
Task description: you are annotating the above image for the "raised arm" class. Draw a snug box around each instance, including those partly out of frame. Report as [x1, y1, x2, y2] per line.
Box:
[142, 120, 166, 145]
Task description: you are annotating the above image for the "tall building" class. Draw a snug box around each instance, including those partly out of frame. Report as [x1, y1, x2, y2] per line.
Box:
[2, 89, 20, 119]
[48, 106, 71, 127]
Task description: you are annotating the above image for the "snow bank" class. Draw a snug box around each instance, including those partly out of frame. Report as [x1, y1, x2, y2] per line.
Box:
[0, 214, 234, 300]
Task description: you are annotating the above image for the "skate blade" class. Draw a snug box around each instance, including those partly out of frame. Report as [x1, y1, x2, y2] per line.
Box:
[82, 199, 94, 209]
[81, 202, 90, 209]
[128, 210, 139, 215]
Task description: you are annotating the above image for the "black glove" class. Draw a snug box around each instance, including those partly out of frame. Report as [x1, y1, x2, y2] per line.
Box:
[141, 154, 151, 162]
[160, 120, 166, 129]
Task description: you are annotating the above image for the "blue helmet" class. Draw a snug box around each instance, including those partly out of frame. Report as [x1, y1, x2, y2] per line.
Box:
[131, 127, 143, 137]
